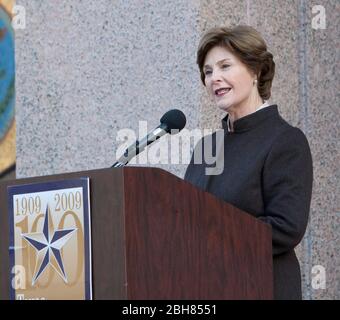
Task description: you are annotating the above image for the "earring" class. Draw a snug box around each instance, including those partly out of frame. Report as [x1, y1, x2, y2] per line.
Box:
[254, 79, 258, 86]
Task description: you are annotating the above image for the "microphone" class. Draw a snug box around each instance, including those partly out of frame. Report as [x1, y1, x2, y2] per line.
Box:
[112, 109, 186, 167]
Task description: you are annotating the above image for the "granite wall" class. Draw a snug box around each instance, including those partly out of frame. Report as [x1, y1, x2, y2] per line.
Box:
[15, 0, 339, 299]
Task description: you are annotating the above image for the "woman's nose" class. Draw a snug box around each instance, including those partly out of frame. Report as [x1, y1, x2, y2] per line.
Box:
[211, 69, 222, 82]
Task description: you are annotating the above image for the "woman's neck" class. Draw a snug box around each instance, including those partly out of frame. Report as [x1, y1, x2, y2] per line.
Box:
[228, 96, 264, 130]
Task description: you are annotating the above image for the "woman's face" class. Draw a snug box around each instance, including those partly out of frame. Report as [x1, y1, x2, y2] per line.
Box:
[203, 46, 259, 114]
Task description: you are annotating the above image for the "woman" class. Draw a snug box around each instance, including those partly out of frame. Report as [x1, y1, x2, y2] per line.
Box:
[184, 25, 313, 300]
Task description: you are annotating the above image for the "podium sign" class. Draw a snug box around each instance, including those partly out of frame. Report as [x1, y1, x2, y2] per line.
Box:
[7, 178, 92, 300]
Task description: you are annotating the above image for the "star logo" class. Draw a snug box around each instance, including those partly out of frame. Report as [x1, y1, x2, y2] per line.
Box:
[21, 205, 77, 285]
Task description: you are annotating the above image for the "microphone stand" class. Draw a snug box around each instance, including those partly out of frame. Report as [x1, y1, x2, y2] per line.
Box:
[111, 161, 125, 168]
[111, 125, 168, 168]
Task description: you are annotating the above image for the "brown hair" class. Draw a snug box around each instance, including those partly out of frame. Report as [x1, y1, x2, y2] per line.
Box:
[197, 25, 275, 100]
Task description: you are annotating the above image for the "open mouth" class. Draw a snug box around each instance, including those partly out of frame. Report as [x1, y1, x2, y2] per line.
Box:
[214, 88, 231, 97]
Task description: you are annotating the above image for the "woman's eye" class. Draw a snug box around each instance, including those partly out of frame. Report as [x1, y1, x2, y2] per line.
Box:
[222, 64, 230, 69]
[204, 70, 212, 75]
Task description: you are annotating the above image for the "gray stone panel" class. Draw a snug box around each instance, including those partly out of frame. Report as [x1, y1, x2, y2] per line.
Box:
[301, 0, 339, 300]
[16, 0, 201, 178]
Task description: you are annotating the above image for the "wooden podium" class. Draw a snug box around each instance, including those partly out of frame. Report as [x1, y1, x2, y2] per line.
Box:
[0, 167, 273, 299]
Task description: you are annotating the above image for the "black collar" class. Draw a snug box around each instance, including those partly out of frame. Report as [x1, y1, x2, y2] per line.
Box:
[221, 105, 279, 133]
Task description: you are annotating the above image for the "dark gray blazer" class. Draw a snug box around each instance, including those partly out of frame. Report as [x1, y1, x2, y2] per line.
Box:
[184, 105, 313, 300]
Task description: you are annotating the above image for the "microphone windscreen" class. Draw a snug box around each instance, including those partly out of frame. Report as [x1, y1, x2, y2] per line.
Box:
[160, 109, 186, 132]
